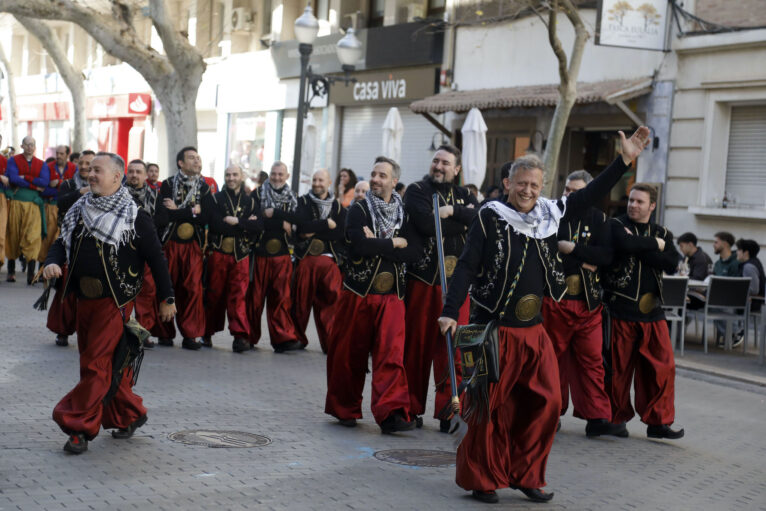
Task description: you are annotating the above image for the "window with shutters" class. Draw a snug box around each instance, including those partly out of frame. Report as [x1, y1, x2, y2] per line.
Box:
[724, 105, 766, 208]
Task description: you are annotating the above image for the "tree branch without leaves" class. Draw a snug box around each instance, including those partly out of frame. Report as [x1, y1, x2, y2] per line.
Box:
[16, 15, 87, 152]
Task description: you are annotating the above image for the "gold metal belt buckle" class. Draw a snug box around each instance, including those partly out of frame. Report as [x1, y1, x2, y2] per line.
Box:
[372, 271, 395, 293]
[176, 222, 194, 240]
[265, 238, 282, 255]
[221, 237, 235, 254]
[79, 276, 104, 299]
[515, 294, 542, 322]
[444, 255, 458, 278]
[638, 293, 658, 314]
[308, 238, 325, 256]
[566, 274, 582, 295]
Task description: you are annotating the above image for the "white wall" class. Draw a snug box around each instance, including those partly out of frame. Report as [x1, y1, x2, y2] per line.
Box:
[453, 9, 667, 90]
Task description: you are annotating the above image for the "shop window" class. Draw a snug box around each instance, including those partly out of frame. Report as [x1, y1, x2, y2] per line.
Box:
[723, 104, 766, 208]
[228, 112, 268, 176]
[368, 0, 385, 27]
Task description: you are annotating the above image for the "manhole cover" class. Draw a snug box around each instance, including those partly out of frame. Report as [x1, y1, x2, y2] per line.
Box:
[168, 430, 271, 448]
[374, 449, 455, 467]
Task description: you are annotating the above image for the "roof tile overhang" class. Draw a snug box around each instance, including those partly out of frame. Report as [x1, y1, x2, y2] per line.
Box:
[410, 77, 654, 114]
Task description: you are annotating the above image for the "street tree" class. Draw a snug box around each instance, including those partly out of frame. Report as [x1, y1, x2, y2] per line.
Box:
[15, 17, 87, 152]
[0, 43, 18, 148]
[0, 0, 206, 173]
[528, 0, 589, 197]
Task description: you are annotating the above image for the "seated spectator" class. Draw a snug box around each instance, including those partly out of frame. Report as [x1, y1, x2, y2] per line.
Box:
[713, 231, 740, 276]
[736, 239, 765, 312]
[677, 232, 712, 280]
[482, 184, 502, 204]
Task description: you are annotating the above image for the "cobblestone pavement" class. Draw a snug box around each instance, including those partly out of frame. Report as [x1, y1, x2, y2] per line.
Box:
[1, 282, 766, 511]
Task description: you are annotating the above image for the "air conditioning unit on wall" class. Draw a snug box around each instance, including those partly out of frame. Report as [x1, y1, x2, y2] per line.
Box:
[231, 7, 252, 32]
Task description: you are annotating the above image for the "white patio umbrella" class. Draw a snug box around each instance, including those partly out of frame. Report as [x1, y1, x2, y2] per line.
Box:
[460, 107, 488, 189]
[299, 112, 317, 195]
[382, 107, 404, 164]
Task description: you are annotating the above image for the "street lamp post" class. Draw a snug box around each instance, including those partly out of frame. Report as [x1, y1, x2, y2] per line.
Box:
[291, 5, 363, 193]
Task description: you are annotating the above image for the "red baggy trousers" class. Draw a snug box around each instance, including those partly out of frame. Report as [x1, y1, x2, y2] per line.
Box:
[134, 264, 163, 336]
[53, 299, 146, 439]
[456, 324, 561, 492]
[156, 241, 205, 339]
[291, 255, 342, 352]
[325, 290, 411, 425]
[47, 265, 77, 337]
[247, 255, 299, 347]
[404, 279, 470, 419]
[205, 251, 250, 338]
[608, 318, 676, 425]
[542, 297, 611, 420]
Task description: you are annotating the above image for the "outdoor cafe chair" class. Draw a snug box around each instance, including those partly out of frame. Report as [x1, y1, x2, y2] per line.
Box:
[661, 275, 689, 356]
[685, 276, 752, 354]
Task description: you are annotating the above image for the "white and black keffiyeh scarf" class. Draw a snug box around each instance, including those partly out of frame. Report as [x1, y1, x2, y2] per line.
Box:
[308, 191, 335, 220]
[484, 196, 566, 239]
[128, 185, 156, 216]
[60, 186, 138, 262]
[365, 190, 404, 239]
[170, 172, 203, 208]
[261, 181, 298, 212]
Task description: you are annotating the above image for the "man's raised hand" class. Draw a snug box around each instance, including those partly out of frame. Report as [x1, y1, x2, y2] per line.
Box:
[619, 126, 651, 165]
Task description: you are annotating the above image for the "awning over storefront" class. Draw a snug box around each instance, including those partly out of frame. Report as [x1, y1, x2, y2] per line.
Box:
[410, 77, 654, 114]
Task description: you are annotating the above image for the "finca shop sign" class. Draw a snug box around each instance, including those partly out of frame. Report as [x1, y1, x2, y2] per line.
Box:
[331, 67, 438, 106]
[595, 0, 670, 51]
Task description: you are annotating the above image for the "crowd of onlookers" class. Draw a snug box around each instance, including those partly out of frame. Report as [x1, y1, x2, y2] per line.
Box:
[676, 231, 765, 346]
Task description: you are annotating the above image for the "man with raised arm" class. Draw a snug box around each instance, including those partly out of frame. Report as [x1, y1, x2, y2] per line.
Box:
[438, 128, 650, 504]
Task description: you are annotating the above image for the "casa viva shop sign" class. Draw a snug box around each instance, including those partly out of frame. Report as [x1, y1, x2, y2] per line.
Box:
[330, 67, 438, 106]
[595, 0, 670, 51]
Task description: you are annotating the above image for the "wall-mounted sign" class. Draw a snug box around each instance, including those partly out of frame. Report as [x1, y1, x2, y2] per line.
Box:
[87, 93, 152, 119]
[595, 0, 670, 51]
[331, 66, 438, 107]
[128, 93, 152, 115]
[17, 102, 69, 121]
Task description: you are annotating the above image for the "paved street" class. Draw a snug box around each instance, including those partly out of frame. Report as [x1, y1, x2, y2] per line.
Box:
[1, 281, 766, 511]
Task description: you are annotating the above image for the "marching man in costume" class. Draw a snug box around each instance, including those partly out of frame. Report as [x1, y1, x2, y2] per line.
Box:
[402, 144, 478, 431]
[292, 169, 346, 353]
[205, 164, 262, 352]
[156, 147, 214, 350]
[43, 152, 175, 454]
[542, 170, 627, 437]
[603, 183, 684, 440]
[325, 156, 422, 434]
[438, 127, 650, 504]
[248, 161, 302, 352]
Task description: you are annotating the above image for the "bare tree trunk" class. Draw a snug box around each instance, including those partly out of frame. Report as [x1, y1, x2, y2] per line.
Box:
[15, 16, 87, 152]
[153, 79, 201, 173]
[0, 44, 18, 148]
[541, 0, 589, 197]
[0, 0, 206, 174]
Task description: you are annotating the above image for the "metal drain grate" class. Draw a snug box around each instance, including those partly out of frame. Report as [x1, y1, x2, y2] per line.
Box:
[168, 430, 271, 448]
[374, 449, 456, 467]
